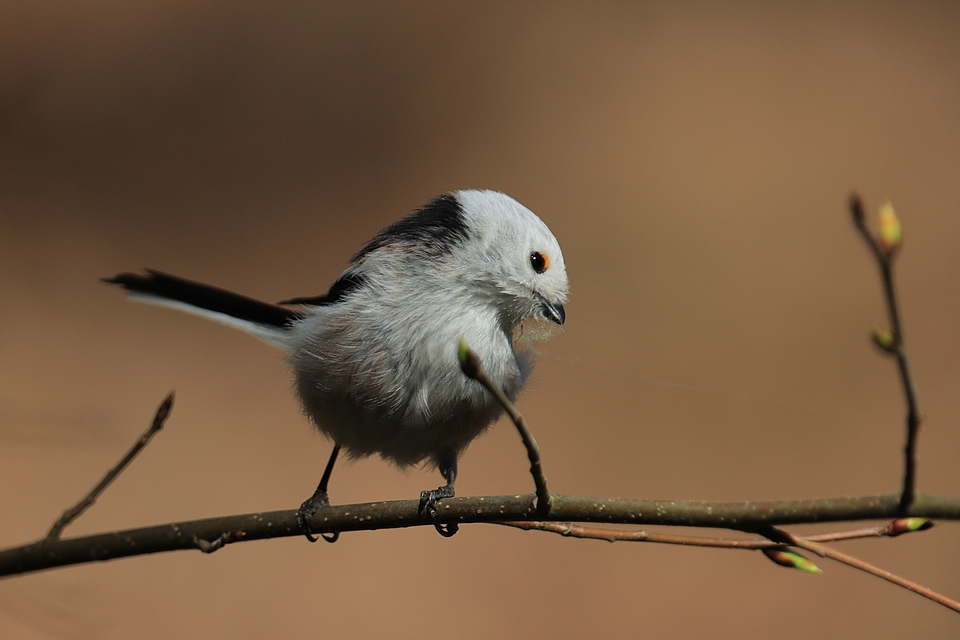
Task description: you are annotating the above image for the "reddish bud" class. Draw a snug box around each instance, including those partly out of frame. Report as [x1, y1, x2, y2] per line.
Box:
[888, 518, 934, 536]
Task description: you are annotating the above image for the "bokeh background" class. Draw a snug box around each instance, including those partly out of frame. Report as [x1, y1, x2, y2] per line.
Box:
[2, 1, 959, 638]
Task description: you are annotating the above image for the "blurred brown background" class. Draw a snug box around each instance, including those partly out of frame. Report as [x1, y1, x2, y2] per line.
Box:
[2, 1, 959, 638]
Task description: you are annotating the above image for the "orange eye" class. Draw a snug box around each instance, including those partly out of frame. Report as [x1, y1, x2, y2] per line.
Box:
[530, 251, 549, 274]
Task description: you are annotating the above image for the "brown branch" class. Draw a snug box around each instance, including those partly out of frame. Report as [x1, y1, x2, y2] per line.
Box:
[46, 393, 175, 540]
[4, 492, 960, 578]
[498, 518, 933, 549]
[503, 518, 958, 613]
[767, 525, 960, 614]
[458, 340, 551, 515]
[849, 193, 922, 512]
[507, 518, 957, 615]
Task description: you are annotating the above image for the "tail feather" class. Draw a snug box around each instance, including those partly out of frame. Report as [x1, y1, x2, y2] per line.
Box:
[104, 270, 302, 348]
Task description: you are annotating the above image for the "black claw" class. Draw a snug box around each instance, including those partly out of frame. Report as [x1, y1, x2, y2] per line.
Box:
[434, 521, 459, 537]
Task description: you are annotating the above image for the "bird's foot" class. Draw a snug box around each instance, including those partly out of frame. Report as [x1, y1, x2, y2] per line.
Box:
[297, 490, 339, 543]
[418, 484, 458, 537]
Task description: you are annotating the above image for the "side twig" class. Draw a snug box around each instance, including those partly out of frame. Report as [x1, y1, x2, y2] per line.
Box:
[46, 392, 175, 540]
[504, 519, 958, 612]
[849, 194, 922, 512]
[458, 339, 552, 515]
[499, 518, 933, 549]
[765, 525, 960, 614]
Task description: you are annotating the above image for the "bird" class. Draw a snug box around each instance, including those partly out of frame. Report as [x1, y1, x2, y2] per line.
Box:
[105, 189, 569, 540]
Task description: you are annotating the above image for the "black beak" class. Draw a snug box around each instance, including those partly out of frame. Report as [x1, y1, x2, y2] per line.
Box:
[539, 296, 565, 326]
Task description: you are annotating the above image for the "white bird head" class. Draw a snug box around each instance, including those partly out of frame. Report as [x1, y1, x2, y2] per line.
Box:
[452, 189, 569, 331]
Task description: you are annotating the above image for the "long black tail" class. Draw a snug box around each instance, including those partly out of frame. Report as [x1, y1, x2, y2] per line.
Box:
[104, 269, 303, 346]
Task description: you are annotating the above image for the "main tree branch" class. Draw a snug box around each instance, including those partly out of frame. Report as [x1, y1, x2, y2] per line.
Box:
[2, 491, 959, 578]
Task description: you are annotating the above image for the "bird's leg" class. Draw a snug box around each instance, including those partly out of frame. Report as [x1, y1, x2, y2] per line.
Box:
[418, 457, 459, 537]
[297, 444, 341, 543]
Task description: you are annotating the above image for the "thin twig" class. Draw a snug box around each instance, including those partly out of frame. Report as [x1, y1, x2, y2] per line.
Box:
[46, 392, 175, 540]
[849, 193, 922, 512]
[458, 340, 552, 514]
[767, 525, 960, 614]
[504, 518, 960, 611]
[499, 518, 933, 549]
[507, 517, 953, 613]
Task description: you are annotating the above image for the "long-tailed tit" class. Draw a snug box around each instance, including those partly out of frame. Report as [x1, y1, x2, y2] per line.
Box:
[106, 190, 568, 539]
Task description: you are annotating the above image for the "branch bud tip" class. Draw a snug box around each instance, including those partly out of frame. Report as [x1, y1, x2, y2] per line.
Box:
[848, 192, 865, 225]
[878, 201, 902, 253]
[762, 548, 823, 574]
[871, 326, 896, 353]
[889, 518, 934, 536]
[458, 339, 481, 379]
